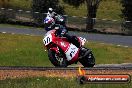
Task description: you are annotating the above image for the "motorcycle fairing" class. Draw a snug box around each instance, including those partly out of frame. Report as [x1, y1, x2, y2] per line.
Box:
[43, 29, 80, 63]
[54, 38, 79, 63]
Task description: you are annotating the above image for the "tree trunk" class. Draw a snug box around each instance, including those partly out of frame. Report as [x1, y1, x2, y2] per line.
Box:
[86, 0, 101, 31]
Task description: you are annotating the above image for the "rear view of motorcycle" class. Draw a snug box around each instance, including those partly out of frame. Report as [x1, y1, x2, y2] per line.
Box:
[43, 29, 95, 67]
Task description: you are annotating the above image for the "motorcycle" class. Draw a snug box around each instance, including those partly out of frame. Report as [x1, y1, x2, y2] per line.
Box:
[43, 29, 95, 67]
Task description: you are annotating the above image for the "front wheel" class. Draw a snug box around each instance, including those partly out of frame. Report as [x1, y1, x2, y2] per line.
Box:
[48, 49, 68, 67]
[79, 47, 95, 67]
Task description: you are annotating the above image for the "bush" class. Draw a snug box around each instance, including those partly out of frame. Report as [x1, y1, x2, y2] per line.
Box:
[0, 13, 8, 23]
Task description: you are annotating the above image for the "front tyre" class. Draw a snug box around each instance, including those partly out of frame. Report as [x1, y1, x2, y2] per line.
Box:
[79, 47, 95, 67]
[48, 49, 68, 67]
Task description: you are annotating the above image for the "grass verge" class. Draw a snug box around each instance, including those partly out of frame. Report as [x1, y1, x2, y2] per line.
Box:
[0, 77, 131, 88]
[0, 33, 132, 66]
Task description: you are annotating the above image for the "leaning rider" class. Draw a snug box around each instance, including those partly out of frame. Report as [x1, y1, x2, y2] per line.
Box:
[44, 8, 80, 48]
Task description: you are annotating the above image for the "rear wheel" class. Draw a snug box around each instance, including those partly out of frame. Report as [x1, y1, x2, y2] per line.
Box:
[48, 49, 68, 67]
[79, 47, 95, 67]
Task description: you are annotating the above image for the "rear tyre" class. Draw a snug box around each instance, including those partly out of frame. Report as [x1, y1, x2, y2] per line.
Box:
[79, 47, 95, 67]
[48, 49, 68, 67]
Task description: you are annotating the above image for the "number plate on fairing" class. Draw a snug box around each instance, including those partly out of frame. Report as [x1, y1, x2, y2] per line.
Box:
[65, 44, 79, 61]
[43, 34, 52, 46]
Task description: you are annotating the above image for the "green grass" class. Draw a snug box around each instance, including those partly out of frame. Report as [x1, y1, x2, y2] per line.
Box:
[0, 33, 50, 66]
[87, 42, 132, 64]
[0, 0, 32, 10]
[0, 77, 131, 88]
[97, 0, 122, 20]
[0, 33, 132, 66]
[9, 0, 32, 10]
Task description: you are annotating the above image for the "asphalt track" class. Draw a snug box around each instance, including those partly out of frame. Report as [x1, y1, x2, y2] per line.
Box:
[0, 27, 132, 47]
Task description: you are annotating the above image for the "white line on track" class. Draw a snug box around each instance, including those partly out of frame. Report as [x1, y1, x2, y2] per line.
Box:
[2, 32, 6, 34]
[124, 46, 129, 48]
[26, 34, 30, 35]
[117, 45, 121, 46]
[100, 43, 105, 44]
[11, 33, 15, 35]
[99, 43, 129, 48]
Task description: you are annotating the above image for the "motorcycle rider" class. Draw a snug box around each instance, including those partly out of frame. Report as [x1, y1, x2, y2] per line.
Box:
[44, 8, 80, 48]
[47, 8, 66, 30]
[47, 8, 56, 18]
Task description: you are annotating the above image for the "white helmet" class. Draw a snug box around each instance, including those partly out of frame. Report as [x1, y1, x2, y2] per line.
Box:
[48, 8, 53, 13]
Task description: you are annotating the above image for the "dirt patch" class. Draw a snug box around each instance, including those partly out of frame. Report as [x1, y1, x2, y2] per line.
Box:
[0, 70, 78, 80]
[0, 70, 132, 80]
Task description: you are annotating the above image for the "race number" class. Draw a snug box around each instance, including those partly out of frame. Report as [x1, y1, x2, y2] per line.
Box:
[65, 44, 78, 61]
[43, 34, 52, 46]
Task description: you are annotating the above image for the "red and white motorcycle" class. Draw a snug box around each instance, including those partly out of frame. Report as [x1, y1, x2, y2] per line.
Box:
[43, 29, 95, 67]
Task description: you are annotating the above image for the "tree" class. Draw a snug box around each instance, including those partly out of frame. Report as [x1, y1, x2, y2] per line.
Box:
[121, 0, 132, 31]
[0, 0, 10, 23]
[32, 0, 64, 23]
[121, 0, 132, 21]
[0, 0, 10, 8]
[63, 0, 101, 31]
